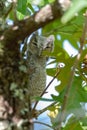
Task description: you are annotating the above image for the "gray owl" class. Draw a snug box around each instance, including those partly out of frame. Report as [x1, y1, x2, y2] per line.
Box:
[27, 33, 54, 100]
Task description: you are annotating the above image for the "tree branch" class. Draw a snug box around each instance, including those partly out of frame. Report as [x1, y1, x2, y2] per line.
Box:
[0, 0, 63, 45]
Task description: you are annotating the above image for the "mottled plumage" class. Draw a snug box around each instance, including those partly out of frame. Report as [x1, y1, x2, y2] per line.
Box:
[27, 33, 54, 100]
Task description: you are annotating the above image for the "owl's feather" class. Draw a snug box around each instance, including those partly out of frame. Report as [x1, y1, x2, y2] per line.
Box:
[27, 33, 54, 100]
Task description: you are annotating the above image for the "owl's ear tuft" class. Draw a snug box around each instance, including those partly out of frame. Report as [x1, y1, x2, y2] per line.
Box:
[47, 35, 55, 43]
[30, 31, 39, 43]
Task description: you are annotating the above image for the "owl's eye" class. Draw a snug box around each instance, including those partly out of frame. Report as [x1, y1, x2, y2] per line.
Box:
[32, 41, 37, 46]
[46, 46, 50, 48]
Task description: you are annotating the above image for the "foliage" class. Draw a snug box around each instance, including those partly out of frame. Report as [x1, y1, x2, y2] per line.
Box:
[0, 0, 87, 130]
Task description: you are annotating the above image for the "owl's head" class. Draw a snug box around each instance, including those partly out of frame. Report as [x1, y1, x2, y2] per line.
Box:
[28, 33, 54, 56]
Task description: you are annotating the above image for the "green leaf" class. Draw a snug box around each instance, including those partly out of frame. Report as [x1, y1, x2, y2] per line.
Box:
[81, 117, 87, 126]
[53, 76, 87, 114]
[47, 68, 56, 77]
[68, 76, 87, 107]
[27, 0, 44, 6]
[42, 14, 84, 49]
[17, 0, 27, 15]
[48, 0, 55, 3]
[64, 120, 83, 130]
[55, 57, 75, 92]
[27, 2, 35, 13]
[51, 76, 87, 128]
[61, 0, 87, 24]
[16, 11, 25, 20]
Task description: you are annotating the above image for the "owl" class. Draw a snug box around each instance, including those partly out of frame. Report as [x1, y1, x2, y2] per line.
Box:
[27, 33, 54, 101]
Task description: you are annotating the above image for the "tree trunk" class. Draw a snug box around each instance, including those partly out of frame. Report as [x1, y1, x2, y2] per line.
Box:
[0, 36, 35, 129]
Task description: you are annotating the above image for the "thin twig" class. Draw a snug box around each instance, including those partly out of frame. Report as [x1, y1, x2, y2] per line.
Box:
[32, 68, 61, 111]
[4, 3, 13, 19]
[33, 121, 53, 129]
[38, 101, 57, 116]
[55, 12, 87, 130]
